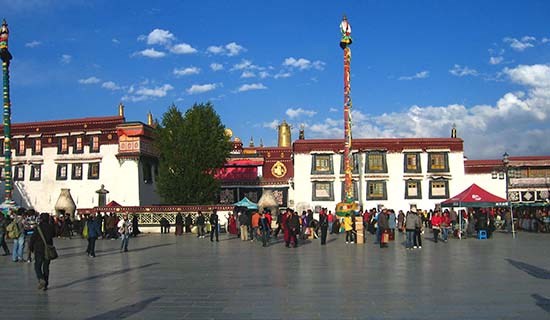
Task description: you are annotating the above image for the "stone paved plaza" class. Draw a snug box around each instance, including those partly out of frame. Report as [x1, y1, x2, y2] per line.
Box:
[0, 231, 549, 319]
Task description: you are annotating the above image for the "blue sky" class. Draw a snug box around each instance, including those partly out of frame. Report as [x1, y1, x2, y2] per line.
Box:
[3, 0, 550, 159]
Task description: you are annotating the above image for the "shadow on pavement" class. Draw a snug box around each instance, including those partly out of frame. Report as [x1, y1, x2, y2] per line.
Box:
[532, 294, 550, 313]
[85, 296, 161, 320]
[506, 259, 550, 280]
[49, 263, 160, 290]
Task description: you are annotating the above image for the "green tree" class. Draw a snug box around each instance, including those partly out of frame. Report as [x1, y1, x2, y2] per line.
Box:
[155, 102, 231, 204]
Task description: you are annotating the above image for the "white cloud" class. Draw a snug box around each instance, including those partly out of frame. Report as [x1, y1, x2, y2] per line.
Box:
[543, 38, 550, 44]
[102, 81, 121, 90]
[135, 84, 173, 97]
[112, 38, 120, 44]
[286, 108, 317, 118]
[60, 54, 72, 64]
[398, 70, 429, 80]
[329, 107, 338, 112]
[258, 71, 270, 79]
[241, 71, 256, 78]
[503, 36, 536, 51]
[263, 120, 279, 130]
[274, 72, 292, 79]
[283, 57, 325, 70]
[186, 83, 218, 95]
[231, 59, 261, 71]
[489, 56, 504, 65]
[122, 83, 174, 102]
[207, 42, 246, 56]
[141, 29, 175, 46]
[173, 67, 200, 77]
[302, 63, 550, 158]
[237, 83, 267, 92]
[449, 64, 478, 77]
[170, 43, 197, 54]
[210, 63, 224, 71]
[135, 48, 166, 58]
[78, 76, 101, 84]
[25, 40, 41, 48]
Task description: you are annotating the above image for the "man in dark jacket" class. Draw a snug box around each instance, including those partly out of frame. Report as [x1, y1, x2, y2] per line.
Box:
[86, 215, 101, 257]
[209, 210, 219, 242]
[286, 210, 300, 248]
[319, 209, 329, 245]
[377, 209, 390, 248]
[197, 211, 206, 238]
[29, 212, 55, 291]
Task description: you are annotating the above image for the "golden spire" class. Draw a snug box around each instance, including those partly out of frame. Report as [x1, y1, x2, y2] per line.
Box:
[118, 102, 124, 117]
[147, 111, 153, 126]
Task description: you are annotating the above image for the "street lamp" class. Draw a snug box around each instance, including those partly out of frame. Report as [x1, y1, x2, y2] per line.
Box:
[502, 152, 516, 238]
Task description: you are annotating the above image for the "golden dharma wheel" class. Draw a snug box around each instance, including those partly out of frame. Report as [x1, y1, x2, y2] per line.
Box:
[224, 128, 233, 138]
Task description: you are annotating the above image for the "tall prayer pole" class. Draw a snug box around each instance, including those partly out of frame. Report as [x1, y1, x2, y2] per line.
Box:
[0, 19, 13, 204]
[336, 15, 358, 217]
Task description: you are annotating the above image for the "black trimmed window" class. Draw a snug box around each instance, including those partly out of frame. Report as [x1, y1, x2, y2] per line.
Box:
[30, 164, 41, 181]
[32, 139, 42, 155]
[88, 163, 100, 179]
[56, 164, 68, 180]
[58, 137, 69, 154]
[340, 153, 359, 174]
[311, 154, 333, 174]
[14, 165, 25, 181]
[340, 181, 359, 202]
[365, 151, 387, 173]
[428, 152, 449, 172]
[404, 153, 421, 173]
[143, 161, 153, 184]
[312, 181, 334, 201]
[89, 136, 100, 153]
[429, 180, 449, 199]
[405, 179, 422, 199]
[16, 140, 25, 156]
[72, 163, 83, 180]
[366, 180, 387, 200]
[74, 136, 84, 154]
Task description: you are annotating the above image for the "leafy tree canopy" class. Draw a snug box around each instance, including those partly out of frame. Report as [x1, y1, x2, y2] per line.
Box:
[155, 102, 231, 204]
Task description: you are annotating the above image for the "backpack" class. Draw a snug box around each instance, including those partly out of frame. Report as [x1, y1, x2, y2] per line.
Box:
[6, 220, 21, 239]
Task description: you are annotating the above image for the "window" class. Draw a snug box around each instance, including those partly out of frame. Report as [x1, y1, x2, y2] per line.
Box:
[405, 180, 422, 199]
[16, 140, 25, 156]
[33, 139, 42, 155]
[428, 152, 449, 172]
[143, 161, 153, 184]
[72, 163, 83, 180]
[404, 153, 421, 173]
[312, 181, 334, 201]
[88, 163, 100, 179]
[30, 164, 41, 181]
[366, 180, 387, 200]
[311, 154, 333, 174]
[340, 153, 359, 174]
[429, 180, 449, 199]
[14, 165, 25, 181]
[58, 137, 68, 154]
[90, 136, 100, 153]
[365, 151, 387, 173]
[340, 181, 359, 201]
[74, 136, 84, 154]
[56, 164, 68, 180]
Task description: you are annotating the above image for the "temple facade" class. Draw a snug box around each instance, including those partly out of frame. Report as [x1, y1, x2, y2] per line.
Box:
[0, 106, 160, 214]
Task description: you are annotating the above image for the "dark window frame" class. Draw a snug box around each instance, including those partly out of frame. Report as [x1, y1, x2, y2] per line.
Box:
[340, 180, 359, 202]
[311, 181, 334, 201]
[428, 152, 449, 173]
[72, 163, 83, 180]
[57, 137, 69, 155]
[16, 140, 26, 156]
[429, 179, 449, 199]
[73, 136, 84, 154]
[56, 164, 68, 180]
[89, 136, 100, 153]
[365, 151, 388, 174]
[32, 139, 42, 156]
[14, 165, 25, 181]
[366, 180, 387, 200]
[30, 164, 41, 181]
[404, 179, 422, 199]
[88, 162, 100, 180]
[404, 152, 422, 173]
[340, 153, 359, 174]
[311, 154, 334, 175]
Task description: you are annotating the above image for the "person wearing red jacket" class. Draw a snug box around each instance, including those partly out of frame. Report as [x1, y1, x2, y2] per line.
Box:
[431, 211, 443, 243]
[441, 211, 451, 242]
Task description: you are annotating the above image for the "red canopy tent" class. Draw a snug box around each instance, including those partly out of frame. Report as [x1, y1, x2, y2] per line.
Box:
[441, 183, 508, 208]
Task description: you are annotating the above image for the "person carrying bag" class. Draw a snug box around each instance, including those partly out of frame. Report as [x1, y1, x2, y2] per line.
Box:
[29, 212, 56, 291]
